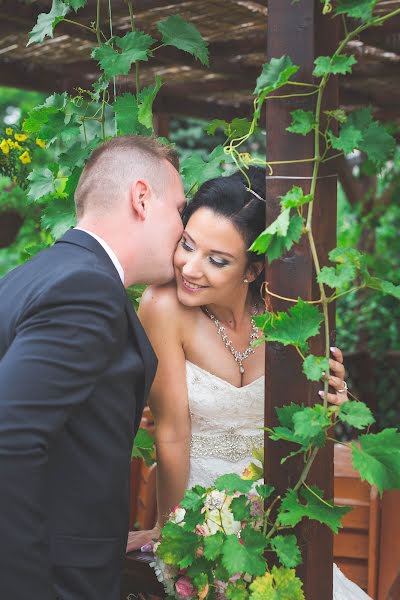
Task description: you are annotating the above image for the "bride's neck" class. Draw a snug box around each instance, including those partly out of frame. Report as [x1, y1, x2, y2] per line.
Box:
[205, 295, 255, 331]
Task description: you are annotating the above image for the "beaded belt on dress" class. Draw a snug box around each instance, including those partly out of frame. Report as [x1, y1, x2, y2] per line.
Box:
[190, 428, 264, 462]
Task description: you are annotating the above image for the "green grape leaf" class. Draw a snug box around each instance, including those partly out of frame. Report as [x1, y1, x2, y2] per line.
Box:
[230, 495, 251, 521]
[92, 31, 154, 78]
[113, 93, 140, 135]
[269, 534, 302, 568]
[380, 280, 400, 299]
[338, 400, 375, 430]
[286, 110, 315, 136]
[255, 484, 275, 499]
[313, 54, 357, 77]
[65, 0, 86, 10]
[27, 168, 56, 202]
[278, 486, 351, 533]
[280, 186, 313, 209]
[254, 299, 323, 352]
[329, 245, 365, 268]
[275, 403, 304, 429]
[23, 106, 59, 134]
[328, 108, 395, 165]
[207, 117, 256, 138]
[327, 125, 363, 155]
[317, 263, 356, 289]
[41, 92, 69, 109]
[203, 530, 225, 560]
[180, 488, 205, 511]
[250, 211, 304, 262]
[324, 109, 347, 123]
[64, 166, 82, 200]
[41, 197, 75, 239]
[292, 405, 330, 446]
[157, 15, 209, 66]
[186, 557, 212, 580]
[268, 426, 309, 447]
[226, 581, 249, 600]
[249, 566, 305, 600]
[157, 521, 200, 568]
[302, 355, 330, 381]
[59, 138, 100, 171]
[138, 75, 163, 130]
[27, 0, 69, 46]
[131, 427, 155, 466]
[335, 0, 377, 21]
[255, 56, 299, 95]
[361, 121, 396, 167]
[214, 473, 253, 494]
[222, 526, 267, 577]
[181, 144, 227, 195]
[351, 429, 400, 494]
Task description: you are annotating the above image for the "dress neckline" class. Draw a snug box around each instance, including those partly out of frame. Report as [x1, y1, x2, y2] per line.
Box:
[186, 360, 264, 391]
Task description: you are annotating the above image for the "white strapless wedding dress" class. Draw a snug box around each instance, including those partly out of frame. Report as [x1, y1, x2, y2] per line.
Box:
[185, 360, 372, 600]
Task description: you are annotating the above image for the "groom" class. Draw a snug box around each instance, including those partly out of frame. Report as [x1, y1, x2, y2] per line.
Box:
[0, 136, 185, 599]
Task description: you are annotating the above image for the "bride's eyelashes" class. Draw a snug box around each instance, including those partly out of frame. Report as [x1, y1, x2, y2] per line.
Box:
[180, 238, 229, 268]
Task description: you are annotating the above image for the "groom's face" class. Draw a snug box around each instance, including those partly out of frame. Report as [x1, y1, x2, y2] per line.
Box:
[145, 162, 186, 284]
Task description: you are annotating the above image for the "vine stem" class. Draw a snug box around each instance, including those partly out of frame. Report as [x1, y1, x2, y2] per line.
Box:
[265, 284, 322, 305]
[126, 0, 140, 94]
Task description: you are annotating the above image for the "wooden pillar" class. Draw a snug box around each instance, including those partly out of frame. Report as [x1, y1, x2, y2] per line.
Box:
[153, 113, 170, 138]
[264, 3, 338, 599]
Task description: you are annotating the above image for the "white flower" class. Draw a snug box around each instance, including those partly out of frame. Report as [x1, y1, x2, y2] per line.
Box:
[150, 556, 176, 596]
[173, 507, 186, 524]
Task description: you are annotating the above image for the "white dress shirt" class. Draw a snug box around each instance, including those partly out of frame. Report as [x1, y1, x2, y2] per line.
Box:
[75, 228, 125, 285]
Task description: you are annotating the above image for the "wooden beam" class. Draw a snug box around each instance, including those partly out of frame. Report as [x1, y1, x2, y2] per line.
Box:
[264, 3, 338, 598]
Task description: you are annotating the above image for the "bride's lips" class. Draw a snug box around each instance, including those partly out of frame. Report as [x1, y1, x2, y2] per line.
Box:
[180, 275, 208, 293]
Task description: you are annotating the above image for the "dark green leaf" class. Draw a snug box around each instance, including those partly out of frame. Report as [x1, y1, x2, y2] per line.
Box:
[203, 531, 225, 560]
[27, 168, 56, 202]
[335, 0, 377, 21]
[222, 526, 267, 577]
[293, 405, 330, 446]
[313, 54, 357, 77]
[157, 521, 200, 568]
[280, 186, 313, 209]
[230, 495, 251, 521]
[214, 473, 253, 494]
[157, 15, 209, 66]
[27, 0, 69, 46]
[278, 486, 351, 533]
[254, 299, 323, 352]
[352, 429, 400, 494]
[92, 31, 154, 78]
[269, 534, 302, 568]
[338, 400, 375, 430]
[255, 484, 275, 499]
[226, 581, 249, 600]
[180, 488, 205, 511]
[181, 144, 227, 196]
[113, 93, 140, 135]
[286, 110, 315, 136]
[41, 196, 75, 239]
[138, 76, 163, 130]
[255, 56, 299, 95]
[302, 355, 330, 381]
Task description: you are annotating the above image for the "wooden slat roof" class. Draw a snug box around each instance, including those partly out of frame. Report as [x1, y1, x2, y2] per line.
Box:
[0, 0, 400, 122]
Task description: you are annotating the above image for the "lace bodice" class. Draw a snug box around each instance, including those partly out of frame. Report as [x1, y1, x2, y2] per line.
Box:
[185, 360, 372, 600]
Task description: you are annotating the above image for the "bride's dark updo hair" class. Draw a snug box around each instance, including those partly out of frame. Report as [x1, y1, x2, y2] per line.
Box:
[182, 166, 266, 301]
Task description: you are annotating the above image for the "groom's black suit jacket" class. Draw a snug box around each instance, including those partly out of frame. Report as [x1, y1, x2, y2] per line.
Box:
[0, 229, 157, 600]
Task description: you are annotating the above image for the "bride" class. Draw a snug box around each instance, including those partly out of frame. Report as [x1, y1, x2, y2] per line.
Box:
[128, 167, 372, 599]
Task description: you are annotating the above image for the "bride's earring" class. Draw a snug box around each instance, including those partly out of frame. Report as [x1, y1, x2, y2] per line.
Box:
[243, 278, 249, 283]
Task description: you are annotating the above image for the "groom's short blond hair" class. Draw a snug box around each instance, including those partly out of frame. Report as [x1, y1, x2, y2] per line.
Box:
[75, 135, 179, 219]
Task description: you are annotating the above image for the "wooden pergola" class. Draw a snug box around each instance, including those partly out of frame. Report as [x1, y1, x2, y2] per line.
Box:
[1, 1, 400, 599]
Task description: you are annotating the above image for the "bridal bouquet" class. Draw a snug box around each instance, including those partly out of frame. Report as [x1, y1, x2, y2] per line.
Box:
[151, 467, 306, 600]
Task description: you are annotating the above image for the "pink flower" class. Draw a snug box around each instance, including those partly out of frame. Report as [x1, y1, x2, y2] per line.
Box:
[196, 546, 204, 558]
[195, 524, 209, 536]
[175, 576, 195, 598]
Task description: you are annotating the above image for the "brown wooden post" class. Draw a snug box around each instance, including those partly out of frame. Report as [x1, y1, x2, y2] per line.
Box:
[264, 3, 338, 599]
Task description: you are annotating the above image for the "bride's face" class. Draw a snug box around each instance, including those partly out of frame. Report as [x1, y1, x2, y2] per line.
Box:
[173, 207, 251, 307]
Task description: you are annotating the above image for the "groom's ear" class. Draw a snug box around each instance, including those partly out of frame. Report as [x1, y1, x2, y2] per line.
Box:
[130, 179, 151, 221]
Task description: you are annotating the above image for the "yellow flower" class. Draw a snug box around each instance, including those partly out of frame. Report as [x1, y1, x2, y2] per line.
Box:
[5, 127, 13, 136]
[6, 138, 14, 148]
[19, 150, 31, 164]
[0, 139, 10, 154]
[15, 133, 28, 142]
[36, 138, 46, 148]
[14, 142, 22, 150]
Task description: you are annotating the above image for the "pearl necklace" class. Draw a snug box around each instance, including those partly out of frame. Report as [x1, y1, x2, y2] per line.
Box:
[202, 306, 259, 374]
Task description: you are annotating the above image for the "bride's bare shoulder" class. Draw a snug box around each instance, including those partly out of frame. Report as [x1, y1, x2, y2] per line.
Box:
[138, 283, 188, 326]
